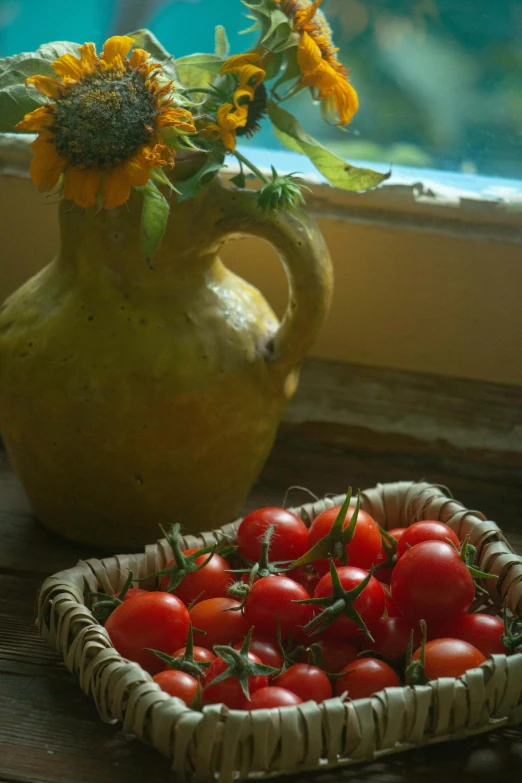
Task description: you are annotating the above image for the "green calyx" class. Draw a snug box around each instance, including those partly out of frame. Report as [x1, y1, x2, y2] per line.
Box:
[144, 522, 217, 593]
[257, 167, 309, 211]
[447, 534, 498, 595]
[89, 569, 135, 624]
[296, 558, 375, 640]
[275, 618, 305, 676]
[289, 489, 360, 570]
[373, 527, 398, 574]
[404, 620, 429, 686]
[226, 524, 292, 608]
[145, 623, 211, 678]
[501, 605, 522, 653]
[210, 627, 279, 700]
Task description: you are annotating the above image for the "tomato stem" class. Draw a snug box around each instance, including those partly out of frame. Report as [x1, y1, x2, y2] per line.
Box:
[143, 523, 218, 593]
[210, 627, 279, 700]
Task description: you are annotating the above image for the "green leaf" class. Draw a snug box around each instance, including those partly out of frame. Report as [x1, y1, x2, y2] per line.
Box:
[176, 53, 224, 89]
[139, 183, 170, 266]
[0, 40, 80, 131]
[215, 26, 230, 58]
[125, 29, 177, 79]
[241, 0, 298, 52]
[176, 152, 225, 203]
[268, 100, 391, 192]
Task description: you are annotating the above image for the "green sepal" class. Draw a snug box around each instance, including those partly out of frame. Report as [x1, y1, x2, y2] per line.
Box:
[149, 166, 177, 194]
[268, 100, 390, 192]
[142, 522, 217, 592]
[215, 26, 230, 58]
[176, 53, 225, 89]
[501, 604, 522, 653]
[257, 166, 309, 211]
[297, 558, 375, 640]
[404, 620, 429, 686]
[89, 569, 135, 624]
[145, 624, 212, 678]
[287, 489, 358, 570]
[135, 181, 170, 268]
[210, 627, 279, 700]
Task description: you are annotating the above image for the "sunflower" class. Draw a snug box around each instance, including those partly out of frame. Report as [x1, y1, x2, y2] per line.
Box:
[275, 0, 359, 125]
[16, 36, 196, 209]
[203, 51, 267, 152]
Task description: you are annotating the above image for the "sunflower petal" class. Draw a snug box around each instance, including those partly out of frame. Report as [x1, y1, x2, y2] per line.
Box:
[101, 36, 133, 67]
[63, 167, 101, 208]
[125, 147, 152, 186]
[221, 51, 261, 75]
[295, 0, 323, 27]
[29, 140, 67, 191]
[103, 166, 131, 209]
[78, 42, 98, 71]
[52, 52, 84, 81]
[157, 107, 196, 133]
[129, 48, 150, 68]
[16, 105, 54, 132]
[297, 31, 323, 76]
[26, 75, 62, 100]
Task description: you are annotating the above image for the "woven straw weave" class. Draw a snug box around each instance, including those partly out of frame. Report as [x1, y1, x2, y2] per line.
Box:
[36, 481, 522, 781]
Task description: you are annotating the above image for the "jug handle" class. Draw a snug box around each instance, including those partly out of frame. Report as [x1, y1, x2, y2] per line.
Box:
[208, 180, 333, 370]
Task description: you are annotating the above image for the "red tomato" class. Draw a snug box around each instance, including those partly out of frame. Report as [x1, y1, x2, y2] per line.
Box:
[242, 686, 303, 709]
[388, 528, 407, 541]
[391, 541, 474, 623]
[159, 550, 232, 606]
[429, 614, 505, 657]
[237, 636, 284, 674]
[307, 505, 382, 572]
[367, 617, 421, 660]
[413, 638, 486, 679]
[277, 664, 332, 703]
[203, 652, 268, 709]
[312, 567, 385, 639]
[335, 658, 399, 699]
[190, 597, 249, 649]
[237, 507, 309, 563]
[105, 592, 190, 675]
[169, 645, 216, 670]
[243, 576, 314, 638]
[396, 521, 460, 560]
[308, 638, 359, 673]
[289, 567, 321, 596]
[122, 588, 148, 601]
[153, 670, 198, 705]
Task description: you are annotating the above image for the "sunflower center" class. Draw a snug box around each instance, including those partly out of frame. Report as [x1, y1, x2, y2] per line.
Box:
[52, 66, 158, 169]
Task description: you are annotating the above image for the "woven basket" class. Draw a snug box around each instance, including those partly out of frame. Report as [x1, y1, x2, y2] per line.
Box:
[36, 481, 522, 781]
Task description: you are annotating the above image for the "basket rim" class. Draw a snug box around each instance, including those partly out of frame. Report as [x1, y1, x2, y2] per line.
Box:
[35, 480, 522, 781]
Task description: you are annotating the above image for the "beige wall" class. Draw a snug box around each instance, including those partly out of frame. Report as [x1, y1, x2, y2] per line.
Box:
[2, 175, 522, 386]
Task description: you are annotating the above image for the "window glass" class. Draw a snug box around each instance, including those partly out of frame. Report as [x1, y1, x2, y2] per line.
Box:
[2, 0, 520, 179]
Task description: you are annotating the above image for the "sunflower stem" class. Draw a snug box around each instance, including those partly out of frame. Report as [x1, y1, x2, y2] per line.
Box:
[233, 149, 269, 184]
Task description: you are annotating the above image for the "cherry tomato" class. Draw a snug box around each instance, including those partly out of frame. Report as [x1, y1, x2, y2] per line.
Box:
[237, 507, 309, 563]
[237, 636, 284, 674]
[313, 567, 385, 639]
[373, 528, 406, 583]
[159, 550, 232, 606]
[335, 658, 399, 700]
[122, 588, 148, 601]
[391, 541, 474, 623]
[308, 505, 382, 572]
[242, 686, 303, 710]
[428, 614, 506, 657]
[396, 521, 460, 560]
[277, 663, 332, 703]
[169, 645, 216, 670]
[203, 652, 268, 709]
[243, 576, 314, 638]
[190, 597, 249, 649]
[413, 638, 486, 679]
[305, 638, 359, 673]
[289, 567, 321, 596]
[153, 670, 198, 705]
[105, 592, 190, 675]
[367, 617, 421, 660]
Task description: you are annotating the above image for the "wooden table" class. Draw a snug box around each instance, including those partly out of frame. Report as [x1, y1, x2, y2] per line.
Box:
[2, 412, 522, 783]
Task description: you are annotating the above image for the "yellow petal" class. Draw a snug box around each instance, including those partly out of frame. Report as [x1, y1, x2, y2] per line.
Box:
[29, 139, 67, 191]
[221, 128, 237, 152]
[295, 0, 323, 28]
[221, 51, 261, 75]
[101, 35, 133, 67]
[129, 48, 150, 68]
[26, 75, 62, 100]
[103, 166, 131, 209]
[52, 52, 84, 81]
[157, 107, 196, 133]
[16, 105, 54, 132]
[78, 42, 98, 72]
[204, 122, 222, 141]
[217, 103, 247, 130]
[233, 86, 256, 108]
[63, 167, 101, 208]
[238, 64, 265, 89]
[125, 147, 152, 186]
[297, 31, 323, 76]
[331, 80, 359, 125]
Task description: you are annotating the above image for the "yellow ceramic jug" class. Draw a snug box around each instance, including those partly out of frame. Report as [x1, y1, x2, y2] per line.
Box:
[0, 175, 332, 548]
